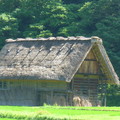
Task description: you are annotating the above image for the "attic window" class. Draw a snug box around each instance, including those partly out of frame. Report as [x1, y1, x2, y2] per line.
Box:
[16, 49, 23, 54]
[0, 81, 9, 90]
[7, 50, 10, 53]
[50, 47, 53, 51]
[28, 49, 32, 53]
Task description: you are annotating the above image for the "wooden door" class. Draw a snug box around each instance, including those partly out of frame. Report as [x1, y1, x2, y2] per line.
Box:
[37, 91, 51, 106]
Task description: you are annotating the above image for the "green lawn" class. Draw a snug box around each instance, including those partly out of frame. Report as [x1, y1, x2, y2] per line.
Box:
[0, 106, 120, 120]
[0, 118, 18, 120]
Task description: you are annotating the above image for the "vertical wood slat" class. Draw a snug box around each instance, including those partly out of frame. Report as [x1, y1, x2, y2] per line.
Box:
[73, 76, 99, 106]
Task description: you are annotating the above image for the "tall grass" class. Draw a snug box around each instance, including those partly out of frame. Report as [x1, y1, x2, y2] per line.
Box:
[0, 106, 120, 120]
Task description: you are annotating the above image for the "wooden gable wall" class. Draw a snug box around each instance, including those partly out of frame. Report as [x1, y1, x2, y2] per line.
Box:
[71, 49, 107, 106]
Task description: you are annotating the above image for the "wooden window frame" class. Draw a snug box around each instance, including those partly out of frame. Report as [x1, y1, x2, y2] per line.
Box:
[0, 81, 9, 90]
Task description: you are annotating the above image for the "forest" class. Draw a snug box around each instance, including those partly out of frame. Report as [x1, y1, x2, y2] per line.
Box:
[0, 0, 120, 106]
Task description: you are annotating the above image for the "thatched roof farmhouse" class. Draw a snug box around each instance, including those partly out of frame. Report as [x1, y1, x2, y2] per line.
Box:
[0, 36, 119, 106]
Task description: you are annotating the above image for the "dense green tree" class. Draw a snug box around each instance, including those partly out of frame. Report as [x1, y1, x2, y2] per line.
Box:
[62, 0, 98, 4]
[20, 0, 68, 37]
[0, 13, 19, 49]
[106, 84, 120, 106]
[0, 0, 21, 13]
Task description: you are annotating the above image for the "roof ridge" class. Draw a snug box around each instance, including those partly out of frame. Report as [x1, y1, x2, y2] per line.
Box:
[6, 36, 102, 43]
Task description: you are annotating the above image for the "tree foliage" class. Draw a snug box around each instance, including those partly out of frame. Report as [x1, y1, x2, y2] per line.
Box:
[106, 84, 120, 106]
[0, 13, 19, 49]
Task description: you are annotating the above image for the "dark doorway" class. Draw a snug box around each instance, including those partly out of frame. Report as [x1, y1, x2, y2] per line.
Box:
[37, 91, 51, 106]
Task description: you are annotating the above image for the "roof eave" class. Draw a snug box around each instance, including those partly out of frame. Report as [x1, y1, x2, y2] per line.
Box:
[97, 43, 119, 85]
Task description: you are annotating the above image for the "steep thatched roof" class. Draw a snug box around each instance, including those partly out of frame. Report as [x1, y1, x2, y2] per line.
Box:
[0, 36, 119, 84]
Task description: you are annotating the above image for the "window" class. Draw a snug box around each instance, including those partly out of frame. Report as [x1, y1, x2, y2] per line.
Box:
[0, 81, 9, 90]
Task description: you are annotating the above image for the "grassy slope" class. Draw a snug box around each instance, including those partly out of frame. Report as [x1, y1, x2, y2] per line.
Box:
[0, 106, 120, 120]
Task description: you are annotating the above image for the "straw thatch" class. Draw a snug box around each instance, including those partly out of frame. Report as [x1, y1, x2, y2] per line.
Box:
[0, 36, 119, 84]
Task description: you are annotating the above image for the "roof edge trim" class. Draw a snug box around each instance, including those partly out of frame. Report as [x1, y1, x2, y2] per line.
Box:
[6, 36, 102, 43]
[97, 44, 119, 84]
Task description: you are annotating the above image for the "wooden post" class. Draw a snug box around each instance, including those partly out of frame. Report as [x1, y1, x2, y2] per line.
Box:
[66, 92, 69, 106]
[51, 90, 53, 105]
[104, 94, 107, 106]
[104, 83, 107, 106]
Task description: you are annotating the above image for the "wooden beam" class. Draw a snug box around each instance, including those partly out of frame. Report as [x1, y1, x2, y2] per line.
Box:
[76, 73, 104, 76]
[84, 59, 97, 61]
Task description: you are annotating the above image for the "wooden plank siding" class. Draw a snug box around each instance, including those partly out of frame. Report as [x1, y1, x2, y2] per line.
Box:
[0, 80, 67, 106]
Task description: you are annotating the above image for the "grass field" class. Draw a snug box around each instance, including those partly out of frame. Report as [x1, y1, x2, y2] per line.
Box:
[0, 106, 120, 120]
